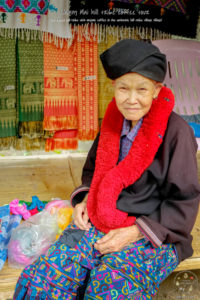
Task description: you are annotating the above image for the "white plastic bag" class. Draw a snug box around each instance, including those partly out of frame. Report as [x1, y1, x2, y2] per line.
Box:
[8, 210, 59, 268]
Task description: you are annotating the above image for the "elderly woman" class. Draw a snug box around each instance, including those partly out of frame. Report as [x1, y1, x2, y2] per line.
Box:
[14, 39, 200, 300]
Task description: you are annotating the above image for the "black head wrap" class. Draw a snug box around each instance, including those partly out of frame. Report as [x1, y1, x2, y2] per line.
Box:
[100, 39, 167, 82]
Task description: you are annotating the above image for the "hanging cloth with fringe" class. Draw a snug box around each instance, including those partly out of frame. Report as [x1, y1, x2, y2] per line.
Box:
[76, 25, 99, 140]
[0, 0, 72, 41]
[70, 0, 199, 38]
[16, 38, 44, 138]
[113, 0, 188, 14]
[43, 36, 78, 151]
[44, 25, 99, 151]
[98, 30, 118, 120]
[111, 0, 199, 38]
[0, 0, 49, 14]
[0, 37, 17, 138]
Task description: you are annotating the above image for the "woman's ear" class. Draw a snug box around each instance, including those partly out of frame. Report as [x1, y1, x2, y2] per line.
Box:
[154, 83, 163, 98]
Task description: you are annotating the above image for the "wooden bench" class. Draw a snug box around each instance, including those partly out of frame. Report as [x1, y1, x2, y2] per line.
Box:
[0, 153, 199, 298]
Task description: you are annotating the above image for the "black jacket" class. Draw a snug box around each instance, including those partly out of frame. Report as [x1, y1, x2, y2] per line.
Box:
[71, 112, 200, 263]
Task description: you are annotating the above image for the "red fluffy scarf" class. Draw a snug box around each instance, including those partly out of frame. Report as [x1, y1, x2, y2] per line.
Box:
[87, 86, 175, 233]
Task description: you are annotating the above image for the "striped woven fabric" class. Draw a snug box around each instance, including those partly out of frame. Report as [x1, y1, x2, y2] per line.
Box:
[43, 37, 78, 150]
[112, 0, 188, 14]
[44, 25, 99, 151]
[0, 37, 17, 138]
[17, 38, 44, 123]
[0, 0, 50, 14]
[76, 26, 99, 141]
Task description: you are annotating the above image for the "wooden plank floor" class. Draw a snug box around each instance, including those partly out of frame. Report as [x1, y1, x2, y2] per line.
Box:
[0, 156, 76, 203]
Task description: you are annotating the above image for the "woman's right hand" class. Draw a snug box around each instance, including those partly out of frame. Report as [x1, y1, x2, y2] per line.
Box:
[73, 194, 91, 231]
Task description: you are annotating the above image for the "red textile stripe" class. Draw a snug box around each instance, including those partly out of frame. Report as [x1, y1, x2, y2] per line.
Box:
[43, 26, 99, 150]
[45, 130, 78, 151]
[77, 26, 99, 141]
[43, 35, 78, 150]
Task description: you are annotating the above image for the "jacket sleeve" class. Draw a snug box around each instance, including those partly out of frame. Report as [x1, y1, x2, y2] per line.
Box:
[70, 133, 100, 207]
[135, 124, 200, 254]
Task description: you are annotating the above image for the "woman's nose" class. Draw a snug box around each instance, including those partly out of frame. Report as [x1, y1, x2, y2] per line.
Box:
[127, 90, 138, 104]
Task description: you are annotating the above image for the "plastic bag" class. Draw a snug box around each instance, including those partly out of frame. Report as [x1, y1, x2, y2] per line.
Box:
[8, 209, 58, 268]
[45, 199, 73, 238]
[0, 205, 21, 270]
[57, 206, 73, 231]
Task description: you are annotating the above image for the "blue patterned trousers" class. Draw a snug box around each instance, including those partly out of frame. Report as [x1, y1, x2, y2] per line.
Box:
[13, 223, 178, 300]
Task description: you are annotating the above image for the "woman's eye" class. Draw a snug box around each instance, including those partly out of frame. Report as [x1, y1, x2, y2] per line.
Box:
[120, 87, 127, 91]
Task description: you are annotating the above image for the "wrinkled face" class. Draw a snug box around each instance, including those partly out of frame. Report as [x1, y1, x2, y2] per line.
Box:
[114, 72, 162, 128]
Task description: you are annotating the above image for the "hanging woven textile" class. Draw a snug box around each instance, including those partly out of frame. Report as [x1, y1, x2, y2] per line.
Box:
[0, 0, 72, 43]
[70, 0, 199, 39]
[0, 37, 17, 139]
[98, 29, 118, 120]
[111, 0, 199, 38]
[16, 38, 44, 139]
[76, 25, 99, 140]
[113, 0, 188, 14]
[0, 0, 49, 14]
[43, 36, 78, 151]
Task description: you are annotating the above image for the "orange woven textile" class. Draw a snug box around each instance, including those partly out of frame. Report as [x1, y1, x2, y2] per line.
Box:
[43, 37, 78, 150]
[76, 27, 99, 141]
[43, 26, 99, 151]
[45, 129, 78, 151]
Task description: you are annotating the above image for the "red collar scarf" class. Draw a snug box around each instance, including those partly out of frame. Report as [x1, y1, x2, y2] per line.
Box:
[87, 86, 175, 233]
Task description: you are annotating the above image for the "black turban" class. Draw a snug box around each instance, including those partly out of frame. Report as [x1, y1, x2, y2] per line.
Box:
[100, 39, 167, 82]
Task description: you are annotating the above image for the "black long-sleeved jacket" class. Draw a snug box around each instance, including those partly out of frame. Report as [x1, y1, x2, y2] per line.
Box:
[71, 112, 200, 262]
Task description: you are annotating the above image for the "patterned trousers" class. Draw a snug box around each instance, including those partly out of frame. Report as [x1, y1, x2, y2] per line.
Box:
[13, 223, 178, 300]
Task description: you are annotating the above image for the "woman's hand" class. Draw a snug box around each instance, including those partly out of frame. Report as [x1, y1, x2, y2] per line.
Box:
[94, 225, 143, 254]
[73, 194, 91, 231]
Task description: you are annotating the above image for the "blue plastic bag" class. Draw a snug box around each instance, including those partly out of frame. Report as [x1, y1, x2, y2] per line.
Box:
[0, 205, 21, 270]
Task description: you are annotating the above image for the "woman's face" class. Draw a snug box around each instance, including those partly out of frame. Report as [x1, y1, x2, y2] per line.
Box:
[114, 72, 162, 128]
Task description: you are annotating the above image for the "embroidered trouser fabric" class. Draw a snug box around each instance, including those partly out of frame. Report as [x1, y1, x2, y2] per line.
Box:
[13, 223, 178, 300]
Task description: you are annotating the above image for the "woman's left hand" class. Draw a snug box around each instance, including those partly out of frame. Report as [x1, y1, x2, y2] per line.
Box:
[94, 225, 143, 255]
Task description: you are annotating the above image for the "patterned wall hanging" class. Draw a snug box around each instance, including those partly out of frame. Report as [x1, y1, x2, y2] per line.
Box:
[0, 0, 72, 42]
[0, 37, 17, 138]
[16, 38, 44, 139]
[0, 0, 49, 14]
[43, 25, 99, 151]
[76, 25, 99, 140]
[17, 38, 44, 123]
[98, 31, 117, 120]
[43, 36, 78, 151]
[112, 0, 188, 14]
[70, 0, 199, 38]
[113, 0, 199, 38]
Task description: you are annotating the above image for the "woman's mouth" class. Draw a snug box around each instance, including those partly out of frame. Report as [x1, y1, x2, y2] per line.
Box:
[125, 107, 140, 111]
